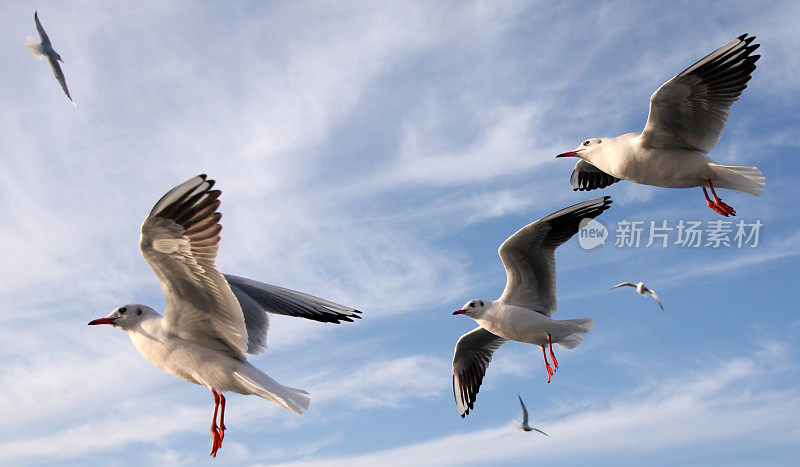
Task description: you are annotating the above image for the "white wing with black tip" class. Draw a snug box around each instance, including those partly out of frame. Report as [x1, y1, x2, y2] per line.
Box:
[641, 34, 760, 153]
[453, 327, 507, 417]
[498, 197, 612, 315]
[225, 274, 361, 355]
[642, 285, 665, 311]
[140, 175, 248, 361]
[571, 160, 620, 191]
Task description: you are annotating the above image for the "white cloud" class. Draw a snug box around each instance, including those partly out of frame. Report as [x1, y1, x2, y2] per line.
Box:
[275, 344, 800, 466]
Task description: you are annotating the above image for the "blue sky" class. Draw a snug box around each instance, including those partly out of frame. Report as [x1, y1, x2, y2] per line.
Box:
[1, 1, 799, 465]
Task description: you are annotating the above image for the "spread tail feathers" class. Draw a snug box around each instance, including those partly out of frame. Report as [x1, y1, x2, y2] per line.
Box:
[234, 364, 310, 415]
[710, 164, 765, 196]
[555, 317, 594, 350]
[25, 36, 44, 60]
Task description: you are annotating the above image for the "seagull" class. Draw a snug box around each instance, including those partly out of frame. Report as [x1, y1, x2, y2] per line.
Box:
[610, 281, 664, 311]
[515, 394, 548, 435]
[558, 34, 764, 217]
[25, 11, 78, 108]
[88, 174, 361, 457]
[451, 197, 611, 417]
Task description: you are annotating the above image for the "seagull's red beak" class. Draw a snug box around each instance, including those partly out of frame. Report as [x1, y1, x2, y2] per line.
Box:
[556, 149, 583, 158]
[88, 317, 117, 325]
[452, 309, 466, 315]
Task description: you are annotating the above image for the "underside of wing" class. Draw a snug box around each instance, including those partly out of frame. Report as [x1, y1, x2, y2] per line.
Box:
[34, 12, 50, 44]
[571, 160, 621, 191]
[225, 274, 361, 354]
[498, 197, 612, 314]
[140, 175, 248, 360]
[641, 34, 760, 153]
[453, 327, 507, 417]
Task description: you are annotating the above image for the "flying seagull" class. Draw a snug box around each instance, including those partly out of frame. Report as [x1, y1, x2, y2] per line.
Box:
[88, 175, 361, 457]
[451, 197, 611, 417]
[26, 11, 78, 108]
[515, 394, 548, 435]
[610, 281, 664, 311]
[558, 35, 764, 216]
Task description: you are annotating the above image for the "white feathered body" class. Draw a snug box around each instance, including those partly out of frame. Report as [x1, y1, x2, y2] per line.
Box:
[124, 313, 309, 414]
[473, 302, 593, 349]
[585, 133, 764, 195]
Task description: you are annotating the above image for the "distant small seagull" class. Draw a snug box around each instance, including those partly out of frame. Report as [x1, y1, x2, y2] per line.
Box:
[515, 394, 548, 435]
[26, 11, 78, 108]
[558, 34, 765, 216]
[88, 175, 361, 457]
[610, 282, 664, 311]
[451, 197, 612, 417]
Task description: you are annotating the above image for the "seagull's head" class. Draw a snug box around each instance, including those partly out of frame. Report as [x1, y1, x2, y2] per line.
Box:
[88, 304, 156, 330]
[556, 138, 605, 162]
[453, 299, 487, 318]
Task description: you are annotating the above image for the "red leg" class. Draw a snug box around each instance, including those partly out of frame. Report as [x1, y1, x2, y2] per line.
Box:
[548, 334, 558, 371]
[541, 345, 553, 383]
[218, 393, 226, 443]
[210, 390, 222, 457]
[704, 179, 736, 216]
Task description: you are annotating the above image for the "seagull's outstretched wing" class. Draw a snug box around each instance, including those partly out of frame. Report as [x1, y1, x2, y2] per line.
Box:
[453, 327, 507, 417]
[46, 57, 76, 107]
[610, 282, 637, 290]
[34, 12, 51, 45]
[498, 197, 612, 315]
[571, 160, 620, 191]
[641, 34, 760, 153]
[518, 394, 530, 426]
[225, 274, 361, 354]
[140, 175, 248, 361]
[642, 285, 665, 311]
[532, 427, 549, 436]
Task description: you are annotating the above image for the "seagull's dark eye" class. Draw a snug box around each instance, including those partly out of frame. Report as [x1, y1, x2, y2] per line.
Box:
[119, 307, 127, 314]
[583, 140, 591, 146]
[137, 309, 142, 316]
[470, 302, 476, 307]
[478, 300, 484, 307]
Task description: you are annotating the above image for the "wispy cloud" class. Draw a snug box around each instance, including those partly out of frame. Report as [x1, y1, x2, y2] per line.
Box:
[276, 344, 800, 466]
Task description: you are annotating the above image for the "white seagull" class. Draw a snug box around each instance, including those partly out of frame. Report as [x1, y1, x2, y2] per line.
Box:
[26, 11, 78, 108]
[451, 197, 611, 417]
[88, 175, 361, 457]
[610, 281, 664, 311]
[558, 34, 764, 217]
[515, 394, 548, 435]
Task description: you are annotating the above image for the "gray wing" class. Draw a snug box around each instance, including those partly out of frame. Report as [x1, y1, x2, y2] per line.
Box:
[642, 286, 665, 311]
[498, 197, 612, 315]
[140, 175, 248, 361]
[518, 394, 529, 425]
[610, 282, 637, 290]
[34, 12, 51, 45]
[225, 274, 361, 355]
[453, 327, 507, 417]
[46, 56, 75, 105]
[570, 160, 620, 191]
[532, 428, 549, 436]
[640, 34, 760, 153]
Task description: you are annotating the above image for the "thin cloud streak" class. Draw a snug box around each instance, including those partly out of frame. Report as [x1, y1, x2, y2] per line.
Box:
[277, 344, 800, 466]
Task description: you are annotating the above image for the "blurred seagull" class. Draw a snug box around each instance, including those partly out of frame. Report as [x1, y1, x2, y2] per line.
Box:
[558, 34, 764, 216]
[610, 281, 664, 311]
[451, 197, 612, 417]
[26, 11, 78, 108]
[88, 175, 361, 457]
[515, 394, 548, 435]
